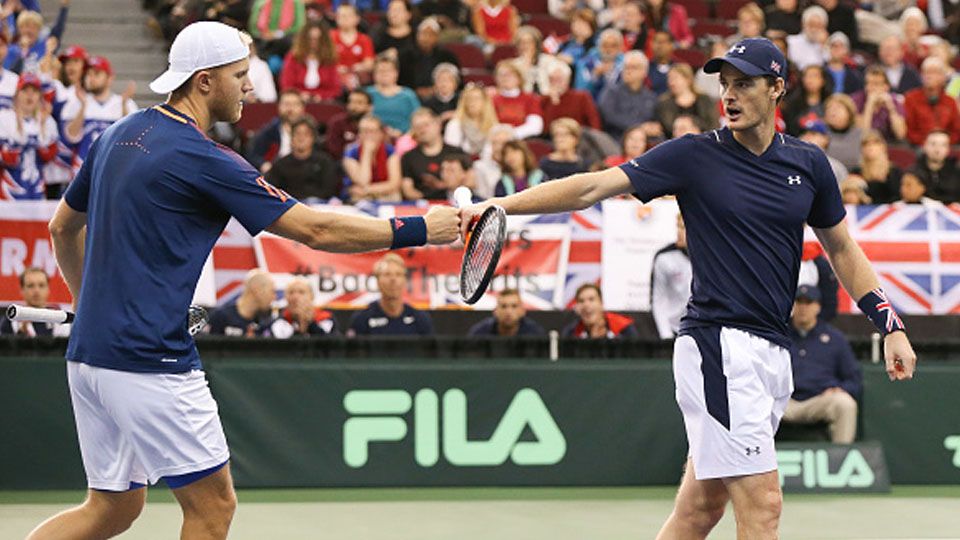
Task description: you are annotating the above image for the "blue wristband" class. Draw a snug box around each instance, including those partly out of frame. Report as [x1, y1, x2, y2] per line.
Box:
[857, 288, 906, 336]
[389, 216, 427, 249]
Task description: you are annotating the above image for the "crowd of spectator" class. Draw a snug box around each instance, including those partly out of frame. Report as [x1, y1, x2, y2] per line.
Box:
[2, 0, 960, 204]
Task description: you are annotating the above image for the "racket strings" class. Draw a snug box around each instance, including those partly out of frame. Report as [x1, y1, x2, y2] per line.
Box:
[462, 209, 505, 300]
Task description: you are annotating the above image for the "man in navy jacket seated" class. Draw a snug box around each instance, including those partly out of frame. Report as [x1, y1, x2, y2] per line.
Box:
[782, 285, 863, 443]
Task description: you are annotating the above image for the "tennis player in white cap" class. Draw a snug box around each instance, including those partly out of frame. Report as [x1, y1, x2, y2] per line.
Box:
[29, 21, 458, 540]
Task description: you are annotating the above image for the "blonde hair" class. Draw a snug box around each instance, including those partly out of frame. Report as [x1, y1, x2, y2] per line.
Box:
[454, 84, 497, 134]
[825, 93, 858, 129]
[373, 253, 406, 276]
[858, 129, 891, 181]
[841, 176, 872, 205]
[738, 3, 764, 26]
[550, 117, 581, 140]
[495, 60, 525, 83]
[16, 10, 42, 29]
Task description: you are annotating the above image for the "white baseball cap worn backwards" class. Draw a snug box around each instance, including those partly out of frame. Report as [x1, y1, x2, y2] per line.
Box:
[150, 21, 252, 94]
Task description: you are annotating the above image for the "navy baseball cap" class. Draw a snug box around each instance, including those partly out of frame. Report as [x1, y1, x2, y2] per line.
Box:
[795, 285, 821, 302]
[703, 38, 788, 81]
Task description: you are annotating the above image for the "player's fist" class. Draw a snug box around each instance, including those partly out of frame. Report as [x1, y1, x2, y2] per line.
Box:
[884, 331, 917, 381]
[457, 203, 490, 242]
[424, 205, 460, 245]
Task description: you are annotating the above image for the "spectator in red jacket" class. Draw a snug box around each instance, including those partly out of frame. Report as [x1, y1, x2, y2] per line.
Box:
[331, 4, 375, 89]
[492, 60, 543, 139]
[540, 62, 601, 131]
[280, 19, 343, 102]
[904, 56, 960, 145]
[562, 283, 639, 339]
[473, 0, 519, 46]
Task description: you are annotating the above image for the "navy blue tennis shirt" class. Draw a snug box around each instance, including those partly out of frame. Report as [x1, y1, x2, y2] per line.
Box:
[620, 128, 846, 348]
[63, 104, 297, 373]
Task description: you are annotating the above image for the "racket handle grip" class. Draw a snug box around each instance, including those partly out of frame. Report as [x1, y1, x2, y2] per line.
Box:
[6, 305, 75, 324]
[453, 186, 473, 208]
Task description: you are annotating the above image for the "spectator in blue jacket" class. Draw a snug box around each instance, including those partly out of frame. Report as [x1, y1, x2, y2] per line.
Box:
[574, 28, 624, 100]
[349, 253, 433, 336]
[782, 285, 862, 443]
[468, 288, 545, 337]
[4, 4, 70, 74]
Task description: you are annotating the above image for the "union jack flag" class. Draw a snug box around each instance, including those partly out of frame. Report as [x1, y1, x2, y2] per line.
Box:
[825, 203, 960, 315]
[869, 287, 905, 333]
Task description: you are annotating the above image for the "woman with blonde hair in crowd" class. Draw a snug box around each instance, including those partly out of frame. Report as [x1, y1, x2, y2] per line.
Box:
[603, 124, 647, 168]
[655, 63, 719, 137]
[495, 139, 545, 196]
[727, 2, 765, 45]
[280, 19, 343, 102]
[444, 83, 498, 155]
[540, 117, 590, 179]
[824, 93, 862, 170]
[510, 25, 563, 94]
[492, 60, 544, 139]
[849, 129, 903, 204]
[473, 124, 515, 198]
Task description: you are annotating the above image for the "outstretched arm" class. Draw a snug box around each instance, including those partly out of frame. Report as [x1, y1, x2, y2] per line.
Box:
[459, 166, 633, 236]
[267, 202, 460, 253]
[814, 220, 917, 381]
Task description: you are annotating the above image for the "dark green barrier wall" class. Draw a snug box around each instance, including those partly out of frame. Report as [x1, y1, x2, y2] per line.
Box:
[212, 359, 686, 487]
[1, 357, 958, 489]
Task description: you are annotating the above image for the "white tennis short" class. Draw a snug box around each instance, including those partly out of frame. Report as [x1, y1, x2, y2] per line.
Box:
[67, 361, 230, 491]
[673, 326, 793, 480]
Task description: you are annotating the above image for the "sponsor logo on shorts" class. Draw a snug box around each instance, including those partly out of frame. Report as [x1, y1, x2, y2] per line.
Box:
[746, 446, 761, 456]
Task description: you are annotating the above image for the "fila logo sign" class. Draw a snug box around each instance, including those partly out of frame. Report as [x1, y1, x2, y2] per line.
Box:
[343, 388, 567, 468]
[776, 443, 890, 493]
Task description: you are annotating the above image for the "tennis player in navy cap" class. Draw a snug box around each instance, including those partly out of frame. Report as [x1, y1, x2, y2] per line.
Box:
[461, 37, 917, 538]
[31, 20, 459, 540]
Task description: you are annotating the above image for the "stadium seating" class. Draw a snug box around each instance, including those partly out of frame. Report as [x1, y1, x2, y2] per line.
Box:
[887, 145, 918, 170]
[526, 15, 569, 38]
[692, 20, 736, 39]
[526, 138, 554, 161]
[673, 0, 711, 20]
[447, 42, 487, 70]
[715, 0, 754, 21]
[673, 48, 707, 69]
[513, 0, 550, 16]
[490, 44, 519, 67]
[462, 69, 495, 86]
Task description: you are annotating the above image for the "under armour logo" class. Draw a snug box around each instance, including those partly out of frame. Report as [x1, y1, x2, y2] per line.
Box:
[770, 60, 782, 74]
[788, 175, 802, 185]
[729, 45, 746, 54]
[746, 446, 761, 456]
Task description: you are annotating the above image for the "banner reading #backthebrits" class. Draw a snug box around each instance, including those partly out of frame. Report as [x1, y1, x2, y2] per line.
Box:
[253, 203, 572, 310]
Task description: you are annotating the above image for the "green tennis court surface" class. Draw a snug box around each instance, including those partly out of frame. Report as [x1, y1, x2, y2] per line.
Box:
[2, 486, 958, 539]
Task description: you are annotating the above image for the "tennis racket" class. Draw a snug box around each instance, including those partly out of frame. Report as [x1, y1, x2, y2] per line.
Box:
[454, 187, 507, 304]
[6, 304, 210, 336]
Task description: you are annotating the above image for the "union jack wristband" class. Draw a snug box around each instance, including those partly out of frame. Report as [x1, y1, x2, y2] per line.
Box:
[389, 216, 427, 249]
[857, 288, 906, 336]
